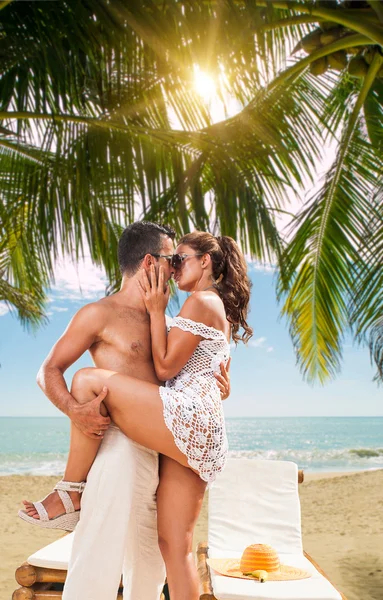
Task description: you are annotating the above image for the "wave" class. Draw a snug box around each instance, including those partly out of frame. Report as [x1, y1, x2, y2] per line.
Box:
[0, 453, 67, 476]
[227, 447, 383, 470]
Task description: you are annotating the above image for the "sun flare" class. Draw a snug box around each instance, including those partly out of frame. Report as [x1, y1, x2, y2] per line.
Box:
[193, 68, 216, 104]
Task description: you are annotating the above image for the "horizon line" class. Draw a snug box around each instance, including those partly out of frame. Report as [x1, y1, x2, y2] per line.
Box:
[1, 415, 383, 419]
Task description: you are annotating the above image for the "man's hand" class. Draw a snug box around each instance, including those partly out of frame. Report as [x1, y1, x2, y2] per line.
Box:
[71, 387, 111, 439]
[214, 357, 231, 401]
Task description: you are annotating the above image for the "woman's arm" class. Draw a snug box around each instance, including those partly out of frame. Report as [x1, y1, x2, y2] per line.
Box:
[138, 265, 214, 381]
[151, 294, 212, 380]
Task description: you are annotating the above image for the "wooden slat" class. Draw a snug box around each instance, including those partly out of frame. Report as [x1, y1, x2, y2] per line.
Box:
[12, 587, 36, 600]
[12, 583, 53, 600]
[15, 564, 38, 587]
[15, 564, 67, 586]
[197, 542, 216, 600]
[13, 588, 123, 600]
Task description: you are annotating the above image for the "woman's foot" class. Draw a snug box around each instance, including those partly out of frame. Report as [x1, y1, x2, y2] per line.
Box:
[22, 489, 81, 520]
[18, 480, 86, 530]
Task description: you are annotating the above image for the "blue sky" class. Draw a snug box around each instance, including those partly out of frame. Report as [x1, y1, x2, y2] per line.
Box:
[0, 259, 381, 418]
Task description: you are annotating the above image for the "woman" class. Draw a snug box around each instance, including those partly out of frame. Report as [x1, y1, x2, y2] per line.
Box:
[20, 231, 252, 600]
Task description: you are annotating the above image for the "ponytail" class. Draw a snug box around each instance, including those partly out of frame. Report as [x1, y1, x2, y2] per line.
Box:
[178, 232, 253, 344]
[215, 236, 253, 344]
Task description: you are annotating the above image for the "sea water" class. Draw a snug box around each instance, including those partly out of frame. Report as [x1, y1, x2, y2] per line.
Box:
[0, 416, 382, 476]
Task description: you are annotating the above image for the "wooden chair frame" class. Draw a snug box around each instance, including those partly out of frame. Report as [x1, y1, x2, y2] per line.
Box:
[12, 565, 165, 599]
[12, 469, 346, 600]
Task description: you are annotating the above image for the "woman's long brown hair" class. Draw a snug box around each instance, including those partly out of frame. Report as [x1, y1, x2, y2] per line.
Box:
[178, 231, 253, 344]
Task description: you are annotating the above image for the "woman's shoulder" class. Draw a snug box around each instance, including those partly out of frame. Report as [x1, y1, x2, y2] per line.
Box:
[178, 292, 227, 335]
[181, 291, 221, 319]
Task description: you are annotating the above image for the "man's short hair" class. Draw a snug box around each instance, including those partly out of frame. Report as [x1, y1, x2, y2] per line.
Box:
[118, 221, 176, 275]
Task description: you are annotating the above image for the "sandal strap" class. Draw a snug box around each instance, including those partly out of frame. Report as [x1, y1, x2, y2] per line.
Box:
[54, 480, 86, 493]
[56, 489, 75, 514]
[33, 501, 49, 522]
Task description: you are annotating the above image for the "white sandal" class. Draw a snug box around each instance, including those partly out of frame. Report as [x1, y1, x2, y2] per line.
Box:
[18, 480, 86, 531]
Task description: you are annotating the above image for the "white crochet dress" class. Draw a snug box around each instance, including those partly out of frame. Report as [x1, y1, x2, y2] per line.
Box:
[159, 316, 230, 484]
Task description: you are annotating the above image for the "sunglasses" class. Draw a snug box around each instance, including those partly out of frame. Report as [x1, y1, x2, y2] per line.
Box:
[150, 253, 204, 269]
[171, 253, 204, 269]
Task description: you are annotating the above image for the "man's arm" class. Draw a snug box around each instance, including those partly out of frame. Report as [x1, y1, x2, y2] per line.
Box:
[37, 303, 110, 439]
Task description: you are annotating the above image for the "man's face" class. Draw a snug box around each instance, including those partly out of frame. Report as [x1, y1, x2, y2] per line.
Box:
[152, 235, 175, 282]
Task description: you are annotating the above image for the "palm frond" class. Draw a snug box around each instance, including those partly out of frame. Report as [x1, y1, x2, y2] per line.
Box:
[0, 278, 46, 328]
[348, 182, 383, 381]
[277, 55, 383, 383]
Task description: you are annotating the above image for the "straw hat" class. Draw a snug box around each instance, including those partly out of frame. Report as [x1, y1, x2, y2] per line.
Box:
[207, 544, 311, 582]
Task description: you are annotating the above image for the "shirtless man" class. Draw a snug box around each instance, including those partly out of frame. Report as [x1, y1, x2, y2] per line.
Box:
[25, 221, 230, 600]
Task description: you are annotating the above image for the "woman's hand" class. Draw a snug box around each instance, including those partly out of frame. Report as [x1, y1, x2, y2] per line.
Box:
[138, 265, 170, 315]
[215, 357, 231, 400]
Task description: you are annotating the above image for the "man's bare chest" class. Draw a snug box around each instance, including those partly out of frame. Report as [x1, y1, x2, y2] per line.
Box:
[92, 307, 152, 362]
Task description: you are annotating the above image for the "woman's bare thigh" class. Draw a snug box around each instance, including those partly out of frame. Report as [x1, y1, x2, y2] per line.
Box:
[81, 367, 197, 472]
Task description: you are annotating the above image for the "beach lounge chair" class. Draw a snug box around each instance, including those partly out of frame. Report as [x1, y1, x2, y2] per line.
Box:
[197, 459, 347, 600]
[12, 533, 167, 599]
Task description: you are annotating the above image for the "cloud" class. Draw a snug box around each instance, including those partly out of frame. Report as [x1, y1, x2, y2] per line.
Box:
[245, 256, 277, 273]
[248, 337, 274, 353]
[0, 303, 9, 317]
[50, 306, 69, 312]
[49, 255, 107, 302]
[249, 336, 267, 348]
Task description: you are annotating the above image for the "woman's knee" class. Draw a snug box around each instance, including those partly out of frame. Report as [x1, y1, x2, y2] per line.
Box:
[158, 530, 193, 561]
[71, 367, 97, 403]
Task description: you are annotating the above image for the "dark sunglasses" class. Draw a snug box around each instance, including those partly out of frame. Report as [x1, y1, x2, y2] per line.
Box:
[148, 253, 204, 269]
[150, 253, 174, 265]
[170, 253, 203, 269]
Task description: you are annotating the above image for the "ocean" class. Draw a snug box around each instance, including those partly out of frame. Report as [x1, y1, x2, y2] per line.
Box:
[0, 416, 382, 476]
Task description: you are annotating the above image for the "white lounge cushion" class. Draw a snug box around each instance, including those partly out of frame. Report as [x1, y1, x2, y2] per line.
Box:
[207, 459, 342, 600]
[209, 459, 303, 555]
[27, 532, 74, 570]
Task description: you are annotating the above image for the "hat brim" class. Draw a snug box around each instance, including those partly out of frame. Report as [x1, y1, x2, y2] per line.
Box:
[207, 558, 311, 582]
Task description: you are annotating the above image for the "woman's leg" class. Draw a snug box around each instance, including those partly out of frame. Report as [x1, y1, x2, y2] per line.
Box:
[75, 367, 198, 469]
[157, 456, 207, 600]
[23, 375, 108, 519]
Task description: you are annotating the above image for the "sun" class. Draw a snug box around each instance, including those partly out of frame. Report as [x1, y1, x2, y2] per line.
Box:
[193, 67, 216, 104]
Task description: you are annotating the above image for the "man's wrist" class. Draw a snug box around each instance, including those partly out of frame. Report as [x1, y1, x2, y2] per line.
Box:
[66, 396, 81, 417]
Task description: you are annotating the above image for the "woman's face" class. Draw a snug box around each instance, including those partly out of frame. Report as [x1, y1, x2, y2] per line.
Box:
[173, 244, 206, 292]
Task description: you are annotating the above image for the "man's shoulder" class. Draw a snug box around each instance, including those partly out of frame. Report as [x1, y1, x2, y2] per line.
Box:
[74, 299, 112, 324]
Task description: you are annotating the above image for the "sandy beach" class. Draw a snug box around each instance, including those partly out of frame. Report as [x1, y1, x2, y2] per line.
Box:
[1, 469, 382, 600]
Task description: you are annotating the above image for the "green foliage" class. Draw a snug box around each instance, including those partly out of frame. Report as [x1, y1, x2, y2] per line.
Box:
[0, 0, 315, 325]
[1, 0, 383, 384]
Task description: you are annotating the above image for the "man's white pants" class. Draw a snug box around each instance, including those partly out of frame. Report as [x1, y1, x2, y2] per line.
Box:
[63, 425, 166, 600]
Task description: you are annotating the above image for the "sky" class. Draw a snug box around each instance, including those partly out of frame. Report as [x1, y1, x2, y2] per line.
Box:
[0, 256, 381, 418]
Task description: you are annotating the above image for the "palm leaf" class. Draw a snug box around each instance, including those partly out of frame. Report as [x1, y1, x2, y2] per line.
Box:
[277, 54, 383, 383]
[348, 182, 383, 381]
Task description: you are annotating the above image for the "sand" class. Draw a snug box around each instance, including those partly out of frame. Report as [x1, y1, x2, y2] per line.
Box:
[1, 470, 382, 600]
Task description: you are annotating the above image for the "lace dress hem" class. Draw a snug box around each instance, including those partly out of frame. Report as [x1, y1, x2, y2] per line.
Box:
[159, 387, 228, 485]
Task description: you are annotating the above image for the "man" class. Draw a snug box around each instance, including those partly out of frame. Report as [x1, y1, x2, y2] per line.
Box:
[34, 221, 230, 600]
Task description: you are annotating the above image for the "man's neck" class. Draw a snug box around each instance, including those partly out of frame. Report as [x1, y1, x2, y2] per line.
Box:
[114, 274, 146, 311]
